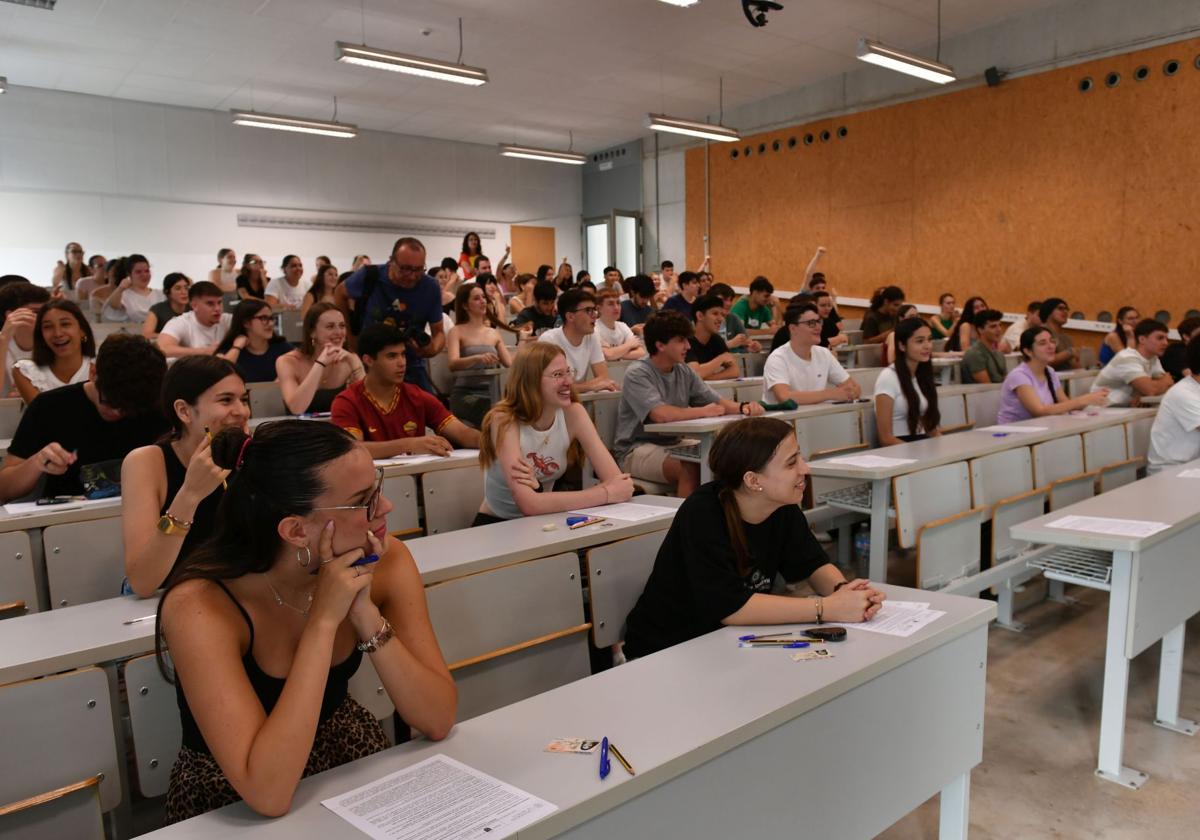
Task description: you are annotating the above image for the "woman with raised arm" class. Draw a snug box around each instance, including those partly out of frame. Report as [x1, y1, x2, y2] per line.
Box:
[156, 420, 455, 822]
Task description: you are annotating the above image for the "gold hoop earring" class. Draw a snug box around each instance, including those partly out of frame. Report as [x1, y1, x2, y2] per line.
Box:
[296, 546, 312, 568]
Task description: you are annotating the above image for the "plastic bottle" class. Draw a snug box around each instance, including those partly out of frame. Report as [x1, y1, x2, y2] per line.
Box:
[853, 526, 870, 569]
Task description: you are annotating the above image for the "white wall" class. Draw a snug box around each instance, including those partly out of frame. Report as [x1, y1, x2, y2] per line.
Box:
[641, 145, 686, 272]
[0, 87, 582, 284]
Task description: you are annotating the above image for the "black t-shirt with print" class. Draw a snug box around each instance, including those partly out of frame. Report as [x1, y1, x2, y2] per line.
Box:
[686, 333, 730, 365]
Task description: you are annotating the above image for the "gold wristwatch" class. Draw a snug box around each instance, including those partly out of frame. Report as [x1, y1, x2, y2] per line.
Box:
[157, 512, 192, 536]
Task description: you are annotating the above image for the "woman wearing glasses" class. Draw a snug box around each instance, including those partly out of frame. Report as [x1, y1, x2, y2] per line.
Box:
[474, 342, 634, 525]
[155, 420, 455, 821]
[217, 300, 294, 384]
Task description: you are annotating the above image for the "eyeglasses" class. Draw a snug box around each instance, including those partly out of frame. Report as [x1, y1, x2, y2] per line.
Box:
[311, 468, 385, 520]
[67, 249, 84, 255]
[544, 367, 576, 382]
[796, 318, 823, 328]
[393, 262, 426, 275]
[571, 307, 599, 317]
[250, 314, 275, 324]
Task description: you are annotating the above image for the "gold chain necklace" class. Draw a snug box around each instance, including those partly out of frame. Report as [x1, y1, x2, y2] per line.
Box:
[265, 578, 314, 616]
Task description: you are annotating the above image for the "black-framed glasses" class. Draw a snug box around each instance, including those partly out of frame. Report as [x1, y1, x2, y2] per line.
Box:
[572, 307, 599, 317]
[797, 317, 823, 328]
[311, 468, 385, 520]
[394, 262, 426, 275]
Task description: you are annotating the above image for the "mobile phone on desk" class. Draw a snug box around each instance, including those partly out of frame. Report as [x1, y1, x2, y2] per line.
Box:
[806, 626, 847, 642]
[36, 496, 78, 506]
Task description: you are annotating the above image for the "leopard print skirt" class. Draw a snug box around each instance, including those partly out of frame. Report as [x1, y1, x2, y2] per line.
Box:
[163, 696, 390, 825]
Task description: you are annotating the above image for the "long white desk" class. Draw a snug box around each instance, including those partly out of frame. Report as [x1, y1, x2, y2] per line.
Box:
[809, 408, 1157, 581]
[141, 584, 996, 840]
[1010, 460, 1200, 789]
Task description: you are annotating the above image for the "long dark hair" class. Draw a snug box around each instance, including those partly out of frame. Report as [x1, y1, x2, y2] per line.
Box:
[1019, 326, 1060, 403]
[708, 417, 795, 576]
[307, 264, 339, 303]
[160, 356, 243, 441]
[1110, 306, 1137, 348]
[156, 421, 357, 679]
[892, 318, 940, 436]
[237, 254, 265, 297]
[461, 231, 482, 257]
[31, 299, 96, 367]
[216, 299, 285, 355]
[945, 296, 986, 352]
[869, 285, 905, 313]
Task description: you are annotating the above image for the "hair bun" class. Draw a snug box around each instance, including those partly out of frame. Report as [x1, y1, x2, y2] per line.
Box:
[210, 427, 251, 471]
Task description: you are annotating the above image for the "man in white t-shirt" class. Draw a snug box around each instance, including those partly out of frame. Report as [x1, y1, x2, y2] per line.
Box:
[157, 281, 233, 358]
[999, 300, 1041, 354]
[538, 288, 619, 393]
[762, 303, 860, 404]
[595, 289, 643, 361]
[1091, 318, 1172, 406]
[1147, 338, 1200, 473]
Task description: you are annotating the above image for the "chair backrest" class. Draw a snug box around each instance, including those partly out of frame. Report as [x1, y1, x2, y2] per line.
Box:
[1125, 415, 1154, 460]
[969, 448, 1034, 509]
[1031, 436, 1085, 486]
[592, 396, 620, 452]
[893, 461, 973, 548]
[382, 474, 420, 537]
[738, 352, 767, 378]
[940, 394, 970, 431]
[1083, 426, 1128, 472]
[584, 531, 667, 648]
[797, 411, 862, 460]
[427, 352, 453, 397]
[606, 361, 630, 385]
[247, 382, 286, 419]
[991, 487, 1050, 563]
[122, 654, 181, 799]
[0, 775, 105, 840]
[0, 530, 36, 618]
[847, 367, 882, 395]
[421, 465, 484, 535]
[44, 517, 125, 609]
[277, 310, 304, 343]
[854, 344, 883, 368]
[0, 667, 121, 814]
[0, 398, 24, 439]
[1066, 373, 1097, 398]
[965, 388, 1001, 428]
[842, 319, 862, 331]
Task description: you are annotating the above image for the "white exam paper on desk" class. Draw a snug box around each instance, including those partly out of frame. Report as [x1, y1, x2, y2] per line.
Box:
[321, 754, 556, 840]
[820, 454, 917, 468]
[569, 502, 678, 521]
[374, 448, 480, 467]
[979, 424, 1049, 434]
[1176, 468, 1200, 479]
[3, 497, 121, 516]
[1047, 515, 1169, 538]
[827, 600, 946, 638]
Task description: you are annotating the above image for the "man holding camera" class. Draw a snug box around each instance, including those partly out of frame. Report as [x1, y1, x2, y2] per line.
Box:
[336, 236, 444, 393]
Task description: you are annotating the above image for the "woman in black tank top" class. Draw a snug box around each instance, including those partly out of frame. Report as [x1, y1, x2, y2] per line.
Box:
[155, 421, 456, 823]
[122, 357, 249, 597]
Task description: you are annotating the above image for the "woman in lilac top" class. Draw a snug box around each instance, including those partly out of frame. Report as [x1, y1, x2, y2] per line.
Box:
[997, 327, 1110, 423]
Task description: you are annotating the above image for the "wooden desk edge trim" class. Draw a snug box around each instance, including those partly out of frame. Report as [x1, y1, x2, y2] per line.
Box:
[446, 623, 591, 672]
[0, 773, 102, 817]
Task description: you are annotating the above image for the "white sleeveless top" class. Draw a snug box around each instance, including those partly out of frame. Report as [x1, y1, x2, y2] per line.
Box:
[14, 357, 93, 394]
[482, 408, 571, 520]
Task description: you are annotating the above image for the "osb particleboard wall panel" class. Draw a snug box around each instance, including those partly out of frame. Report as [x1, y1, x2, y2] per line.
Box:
[685, 37, 1200, 320]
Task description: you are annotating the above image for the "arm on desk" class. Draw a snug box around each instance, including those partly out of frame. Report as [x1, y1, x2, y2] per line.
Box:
[723, 567, 884, 624]
[1014, 383, 1107, 416]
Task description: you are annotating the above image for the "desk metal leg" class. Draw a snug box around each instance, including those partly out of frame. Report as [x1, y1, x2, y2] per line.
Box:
[938, 772, 970, 840]
[868, 478, 889, 582]
[1095, 551, 1148, 789]
[1154, 622, 1198, 736]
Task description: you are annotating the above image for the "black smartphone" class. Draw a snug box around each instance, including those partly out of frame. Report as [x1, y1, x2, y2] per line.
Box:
[806, 626, 847, 642]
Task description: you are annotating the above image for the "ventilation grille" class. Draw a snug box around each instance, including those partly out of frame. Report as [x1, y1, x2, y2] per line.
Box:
[236, 214, 494, 239]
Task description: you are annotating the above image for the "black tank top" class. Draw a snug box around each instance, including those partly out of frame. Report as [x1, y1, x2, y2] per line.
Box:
[159, 441, 224, 584]
[306, 386, 342, 414]
[176, 580, 363, 754]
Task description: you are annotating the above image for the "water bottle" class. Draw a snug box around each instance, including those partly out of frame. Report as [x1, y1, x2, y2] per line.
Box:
[853, 526, 870, 570]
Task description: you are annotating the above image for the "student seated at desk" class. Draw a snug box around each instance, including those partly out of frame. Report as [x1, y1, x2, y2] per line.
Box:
[510, 280, 559, 337]
[142, 272, 190, 337]
[156, 281, 234, 358]
[332, 324, 479, 457]
[217, 299, 294, 383]
[447, 284, 515, 428]
[614, 312, 763, 497]
[996, 327, 1109, 423]
[686, 294, 740, 381]
[474, 343, 633, 524]
[277, 303, 365, 415]
[619, 274, 657, 336]
[660, 271, 701, 321]
[1162, 316, 1200, 382]
[0, 281, 50, 396]
[762, 303, 860, 404]
[730, 275, 780, 330]
[960, 309, 1007, 384]
[0, 334, 167, 502]
[122, 357, 249, 596]
[1147, 338, 1200, 473]
[622, 417, 884, 659]
[156, 421, 456, 822]
[710, 283, 762, 353]
[537, 288, 620, 393]
[1090, 318, 1172, 406]
[944, 296, 988, 353]
[595, 288, 644, 361]
[861, 285, 905, 345]
[813, 289, 846, 349]
[874, 318, 942, 446]
[11, 299, 95, 405]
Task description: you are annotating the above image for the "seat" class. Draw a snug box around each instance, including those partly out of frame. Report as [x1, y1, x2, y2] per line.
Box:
[592, 397, 620, 452]
[584, 531, 668, 648]
[122, 654, 182, 799]
[797, 410, 864, 460]
[1065, 373, 1097, 399]
[1098, 458, 1142, 493]
[847, 367, 882, 396]
[965, 388, 1001, 428]
[44, 517, 125, 608]
[382, 474, 421, 537]
[1077, 346, 1097, 370]
[1124, 415, 1155, 461]
[247, 382, 286, 419]
[421, 466, 484, 535]
[939, 394, 973, 434]
[738, 352, 767, 378]
[854, 344, 883, 368]
[277, 310, 304, 343]
[427, 352, 453, 398]
[893, 462, 987, 590]
[0, 667, 121, 836]
[1032, 436, 1097, 510]
[0, 530, 36, 618]
[1082, 425, 1128, 473]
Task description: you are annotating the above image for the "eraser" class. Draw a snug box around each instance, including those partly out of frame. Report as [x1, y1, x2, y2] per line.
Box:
[542, 523, 557, 532]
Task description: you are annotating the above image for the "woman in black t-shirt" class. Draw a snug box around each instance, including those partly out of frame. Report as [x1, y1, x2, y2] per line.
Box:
[623, 417, 885, 659]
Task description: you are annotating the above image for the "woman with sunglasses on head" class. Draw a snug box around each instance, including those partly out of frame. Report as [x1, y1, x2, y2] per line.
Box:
[474, 342, 633, 525]
[875, 317, 942, 446]
[155, 420, 455, 822]
[276, 303, 364, 415]
[51, 241, 90, 298]
[217, 299, 294, 384]
[236, 254, 268, 301]
[123, 357, 250, 597]
[12, 300, 96, 405]
[622, 417, 884, 659]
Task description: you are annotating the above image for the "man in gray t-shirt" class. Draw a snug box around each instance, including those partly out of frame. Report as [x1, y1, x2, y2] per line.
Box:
[614, 311, 762, 496]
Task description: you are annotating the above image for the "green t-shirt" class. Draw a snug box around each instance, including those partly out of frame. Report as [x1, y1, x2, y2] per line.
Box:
[961, 342, 1006, 383]
[730, 298, 773, 329]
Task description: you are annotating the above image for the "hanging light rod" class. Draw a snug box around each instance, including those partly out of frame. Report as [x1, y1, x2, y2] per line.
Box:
[646, 114, 740, 143]
[336, 42, 488, 86]
[856, 39, 956, 85]
[656, 0, 701, 6]
[498, 144, 587, 165]
[230, 110, 358, 139]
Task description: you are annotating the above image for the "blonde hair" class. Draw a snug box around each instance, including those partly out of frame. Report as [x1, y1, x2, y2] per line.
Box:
[479, 343, 580, 469]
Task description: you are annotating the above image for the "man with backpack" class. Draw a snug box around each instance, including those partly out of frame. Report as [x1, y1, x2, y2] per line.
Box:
[335, 236, 444, 394]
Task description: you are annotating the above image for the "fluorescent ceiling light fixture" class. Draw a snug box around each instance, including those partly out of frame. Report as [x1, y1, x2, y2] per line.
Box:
[230, 110, 357, 139]
[856, 38, 956, 85]
[336, 42, 488, 86]
[498, 144, 587, 165]
[657, 0, 701, 6]
[646, 114, 740, 143]
[0, 0, 56, 9]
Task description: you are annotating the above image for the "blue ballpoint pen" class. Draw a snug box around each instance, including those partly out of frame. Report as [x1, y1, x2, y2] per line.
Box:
[739, 640, 811, 649]
[599, 737, 611, 780]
